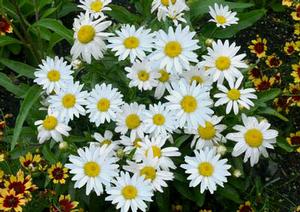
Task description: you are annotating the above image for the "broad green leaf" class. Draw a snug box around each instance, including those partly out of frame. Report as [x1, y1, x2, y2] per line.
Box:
[173, 183, 195, 201]
[42, 142, 57, 164]
[57, 2, 79, 18]
[107, 4, 142, 24]
[0, 72, 25, 96]
[216, 184, 241, 203]
[0, 36, 22, 47]
[175, 135, 191, 147]
[193, 189, 205, 207]
[276, 137, 294, 152]
[11, 85, 42, 150]
[0, 58, 35, 79]
[255, 88, 281, 103]
[41, 7, 59, 18]
[258, 107, 289, 122]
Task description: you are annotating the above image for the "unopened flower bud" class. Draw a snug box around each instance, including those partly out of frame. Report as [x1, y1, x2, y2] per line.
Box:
[233, 169, 242, 178]
[116, 149, 125, 159]
[205, 38, 214, 47]
[217, 144, 227, 155]
[59, 141, 68, 150]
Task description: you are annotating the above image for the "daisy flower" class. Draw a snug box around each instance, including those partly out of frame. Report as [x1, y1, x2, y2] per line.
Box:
[186, 115, 226, 150]
[71, 13, 112, 63]
[200, 40, 248, 85]
[34, 56, 73, 94]
[182, 65, 213, 88]
[135, 136, 180, 170]
[119, 135, 144, 154]
[107, 25, 154, 63]
[125, 59, 159, 91]
[86, 83, 124, 127]
[143, 102, 178, 138]
[151, 0, 176, 20]
[105, 172, 153, 212]
[78, 0, 112, 18]
[181, 147, 231, 194]
[124, 155, 174, 192]
[48, 81, 88, 123]
[65, 145, 119, 195]
[151, 25, 200, 74]
[91, 130, 121, 151]
[208, 3, 239, 28]
[34, 113, 71, 144]
[226, 114, 278, 166]
[165, 79, 213, 129]
[160, 0, 189, 25]
[115, 103, 146, 140]
[214, 77, 257, 115]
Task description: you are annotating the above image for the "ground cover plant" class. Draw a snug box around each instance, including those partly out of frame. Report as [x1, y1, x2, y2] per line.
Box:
[0, 0, 299, 211]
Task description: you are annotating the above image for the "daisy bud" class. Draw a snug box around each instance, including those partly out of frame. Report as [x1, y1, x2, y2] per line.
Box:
[71, 59, 82, 70]
[233, 169, 242, 178]
[59, 141, 68, 150]
[205, 38, 214, 47]
[217, 144, 227, 155]
[116, 148, 125, 159]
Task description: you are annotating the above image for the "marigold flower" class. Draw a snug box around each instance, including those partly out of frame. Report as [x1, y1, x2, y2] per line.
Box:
[253, 75, 275, 91]
[288, 83, 300, 106]
[294, 23, 300, 35]
[291, 63, 300, 83]
[19, 152, 41, 171]
[248, 66, 262, 81]
[51, 195, 79, 212]
[287, 131, 300, 146]
[266, 54, 282, 68]
[248, 35, 267, 58]
[48, 162, 69, 184]
[284, 41, 298, 55]
[237, 201, 254, 212]
[291, 4, 300, 21]
[0, 16, 13, 36]
[273, 97, 290, 113]
[0, 189, 26, 212]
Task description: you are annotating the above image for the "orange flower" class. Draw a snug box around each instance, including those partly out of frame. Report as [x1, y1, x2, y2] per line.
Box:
[0, 16, 13, 36]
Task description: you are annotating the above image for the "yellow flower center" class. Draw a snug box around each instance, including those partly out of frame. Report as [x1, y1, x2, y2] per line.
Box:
[164, 41, 182, 58]
[123, 36, 140, 49]
[158, 69, 170, 82]
[198, 121, 216, 140]
[62, 94, 76, 108]
[43, 116, 58, 130]
[190, 76, 203, 84]
[125, 114, 141, 129]
[101, 139, 112, 146]
[244, 129, 263, 147]
[140, 166, 156, 181]
[137, 70, 149, 81]
[122, 185, 138, 200]
[180, 95, 197, 113]
[227, 89, 241, 100]
[97, 98, 110, 112]
[198, 162, 214, 177]
[161, 0, 176, 6]
[216, 15, 227, 24]
[90, 0, 103, 12]
[215, 56, 231, 71]
[133, 138, 142, 148]
[84, 161, 100, 177]
[153, 114, 165, 126]
[146, 146, 161, 158]
[47, 70, 61, 82]
[77, 25, 95, 44]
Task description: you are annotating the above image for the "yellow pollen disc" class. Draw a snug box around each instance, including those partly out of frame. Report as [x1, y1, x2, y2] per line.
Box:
[191, 76, 203, 84]
[90, 0, 103, 12]
[153, 114, 165, 126]
[125, 114, 141, 129]
[198, 162, 214, 177]
[146, 146, 161, 158]
[101, 139, 112, 146]
[215, 56, 231, 71]
[180, 95, 198, 113]
[158, 69, 170, 82]
[161, 0, 176, 6]
[97, 98, 110, 112]
[227, 89, 241, 100]
[84, 161, 100, 177]
[198, 122, 216, 140]
[62, 94, 76, 108]
[140, 166, 156, 181]
[244, 129, 263, 147]
[137, 70, 150, 81]
[123, 36, 140, 49]
[164, 41, 182, 58]
[133, 138, 142, 148]
[43, 116, 58, 130]
[216, 15, 227, 24]
[47, 70, 61, 82]
[77, 25, 95, 44]
[122, 185, 138, 200]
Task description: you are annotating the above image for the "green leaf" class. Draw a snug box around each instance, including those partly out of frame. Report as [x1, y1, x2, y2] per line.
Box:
[42, 142, 57, 164]
[34, 18, 73, 44]
[11, 85, 42, 150]
[255, 88, 281, 103]
[216, 184, 241, 203]
[0, 58, 35, 79]
[0, 72, 25, 96]
[258, 107, 289, 122]
[173, 183, 195, 201]
[189, 0, 223, 20]
[193, 189, 205, 207]
[0, 36, 22, 47]
[276, 136, 294, 152]
[107, 4, 142, 24]
[174, 135, 191, 148]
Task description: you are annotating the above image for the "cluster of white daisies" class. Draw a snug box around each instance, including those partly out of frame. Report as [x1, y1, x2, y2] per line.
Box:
[33, 1, 278, 212]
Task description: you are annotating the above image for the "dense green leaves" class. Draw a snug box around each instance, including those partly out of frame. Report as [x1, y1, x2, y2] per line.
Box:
[0, 36, 22, 47]
[0, 72, 25, 96]
[107, 4, 142, 24]
[0, 58, 35, 79]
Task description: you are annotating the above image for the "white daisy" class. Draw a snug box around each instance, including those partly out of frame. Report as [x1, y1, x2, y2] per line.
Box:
[135, 136, 180, 170]
[214, 77, 257, 115]
[115, 103, 146, 140]
[91, 130, 121, 151]
[151, 25, 200, 74]
[125, 59, 159, 91]
[105, 172, 153, 212]
[143, 102, 178, 138]
[124, 156, 174, 192]
[160, 0, 189, 25]
[186, 115, 227, 150]
[165, 79, 214, 129]
[71, 13, 112, 63]
[48, 81, 88, 123]
[107, 25, 154, 63]
[34, 112, 71, 144]
[34, 56, 73, 94]
[181, 147, 231, 194]
[182, 65, 213, 89]
[78, 0, 112, 19]
[86, 83, 124, 127]
[66, 145, 119, 195]
[200, 40, 248, 84]
[208, 3, 239, 28]
[119, 135, 145, 154]
[151, 0, 187, 21]
[226, 114, 278, 166]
